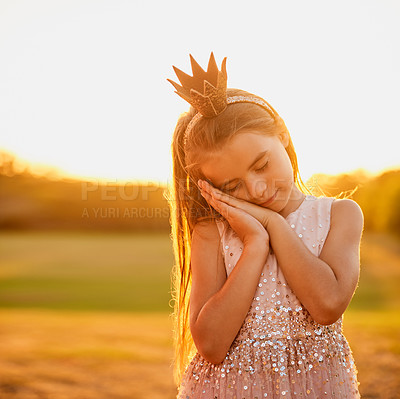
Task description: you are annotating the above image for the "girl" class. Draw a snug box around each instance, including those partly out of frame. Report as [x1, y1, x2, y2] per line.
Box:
[166, 52, 363, 398]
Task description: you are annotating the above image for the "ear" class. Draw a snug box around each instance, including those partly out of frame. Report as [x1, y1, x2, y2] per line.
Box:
[278, 131, 290, 148]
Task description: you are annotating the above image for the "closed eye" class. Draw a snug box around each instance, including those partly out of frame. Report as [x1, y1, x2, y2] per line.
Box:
[256, 161, 269, 173]
[221, 161, 269, 193]
[222, 183, 240, 193]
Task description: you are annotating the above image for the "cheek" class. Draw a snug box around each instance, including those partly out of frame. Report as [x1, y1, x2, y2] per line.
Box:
[278, 149, 294, 177]
[271, 156, 294, 188]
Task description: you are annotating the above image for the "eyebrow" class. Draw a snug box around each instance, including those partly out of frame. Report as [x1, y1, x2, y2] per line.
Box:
[214, 150, 269, 187]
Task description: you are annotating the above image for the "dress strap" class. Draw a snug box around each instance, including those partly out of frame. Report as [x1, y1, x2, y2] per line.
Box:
[215, 217, 227, 238]
[215, 218, 229, 259]
[315, 196, 336, 256]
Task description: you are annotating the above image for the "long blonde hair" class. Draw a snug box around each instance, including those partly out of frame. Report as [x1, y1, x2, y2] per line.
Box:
[165, 88, 310, 386]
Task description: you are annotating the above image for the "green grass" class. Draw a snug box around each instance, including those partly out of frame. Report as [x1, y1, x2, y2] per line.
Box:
[1, 230, 399, 314]
[0, 230, 399, 398]
[0, 231, 174, 312]
[349, 232, 400, 312]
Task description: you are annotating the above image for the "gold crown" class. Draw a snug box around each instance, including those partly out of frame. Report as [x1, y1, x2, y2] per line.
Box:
[167, 52, 228, 117]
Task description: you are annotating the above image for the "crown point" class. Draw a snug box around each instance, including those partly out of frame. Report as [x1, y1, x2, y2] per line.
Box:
[189, 54, 207, 77]
[221, 57, 227, 74]
[207, 52, 218, 74]
[168, 53, 229, 117]
[173, 65, 196, 88]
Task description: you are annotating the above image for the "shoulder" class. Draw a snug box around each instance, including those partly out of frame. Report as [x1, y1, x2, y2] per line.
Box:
[192, 218, 223, 246]
[330, 198, 364, 238]
[190, 219, 227, 281]
[193, 218, 221, 236]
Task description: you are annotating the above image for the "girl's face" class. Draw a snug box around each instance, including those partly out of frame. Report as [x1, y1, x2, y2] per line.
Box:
[200, 130, 304, 215]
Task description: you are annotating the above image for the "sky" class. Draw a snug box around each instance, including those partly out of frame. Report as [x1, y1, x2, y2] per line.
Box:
[0, 0, 399, 185]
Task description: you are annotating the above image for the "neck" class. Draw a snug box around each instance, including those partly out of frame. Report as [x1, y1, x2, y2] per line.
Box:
[279, 186, 307, 218]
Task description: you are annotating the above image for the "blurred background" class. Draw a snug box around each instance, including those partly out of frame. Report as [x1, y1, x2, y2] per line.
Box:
[0, 0, 399, 398]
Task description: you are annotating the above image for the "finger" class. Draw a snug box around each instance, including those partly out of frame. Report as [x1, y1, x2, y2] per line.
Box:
[210, 194, 231, 219]
[201, 190, 231, 219]
[200, 189, 212, 201]
[201, 189, 221, 208]
[202, 182, 240, 207]
[212, 189, 238, 206]
[208, 185, 263, 213]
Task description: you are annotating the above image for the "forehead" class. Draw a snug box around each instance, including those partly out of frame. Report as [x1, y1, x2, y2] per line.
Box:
[200, 132, 279, 186]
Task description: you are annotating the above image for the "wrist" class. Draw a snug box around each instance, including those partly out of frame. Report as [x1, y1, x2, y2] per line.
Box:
[243, 238, 269, 257]
[263, 209, 282, 230]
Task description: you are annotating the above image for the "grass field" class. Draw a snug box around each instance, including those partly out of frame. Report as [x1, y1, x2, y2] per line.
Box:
[0, 231, 173, 312]
[0, 231, 399, 398]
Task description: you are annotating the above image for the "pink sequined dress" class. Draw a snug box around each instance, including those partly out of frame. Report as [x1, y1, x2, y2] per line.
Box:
[177, 195, 360, 398]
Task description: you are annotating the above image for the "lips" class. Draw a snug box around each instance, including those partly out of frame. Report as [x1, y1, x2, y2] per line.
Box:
[259, 190, 278, 207]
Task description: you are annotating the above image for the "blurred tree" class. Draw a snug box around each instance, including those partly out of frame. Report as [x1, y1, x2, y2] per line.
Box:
[308, 169, 400, 238]
[0, 151, 17, 176]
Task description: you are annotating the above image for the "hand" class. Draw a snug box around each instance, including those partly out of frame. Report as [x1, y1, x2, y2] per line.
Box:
[198, 179, 270, 248]
[198, 179, 276, 230]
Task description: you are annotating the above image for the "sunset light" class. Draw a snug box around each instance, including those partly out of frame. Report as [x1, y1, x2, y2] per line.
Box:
[0, 1, 399, 185]
[1, 2, 400, 398]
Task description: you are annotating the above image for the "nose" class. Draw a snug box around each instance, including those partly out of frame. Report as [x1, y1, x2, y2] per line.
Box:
[245, 178, 267, 201]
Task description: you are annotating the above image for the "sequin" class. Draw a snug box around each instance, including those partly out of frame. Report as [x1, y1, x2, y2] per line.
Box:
[177, 195, 360, 399]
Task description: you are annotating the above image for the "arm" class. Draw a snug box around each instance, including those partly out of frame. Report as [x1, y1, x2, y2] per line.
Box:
[265, 199, 364, 325]
[196, 181, 364, 324]
[189, 220, 269, 364]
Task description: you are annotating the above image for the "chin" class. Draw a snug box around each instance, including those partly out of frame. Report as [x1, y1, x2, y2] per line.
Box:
[273, 194, 289, 212]
[271, 190, 289, 209]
